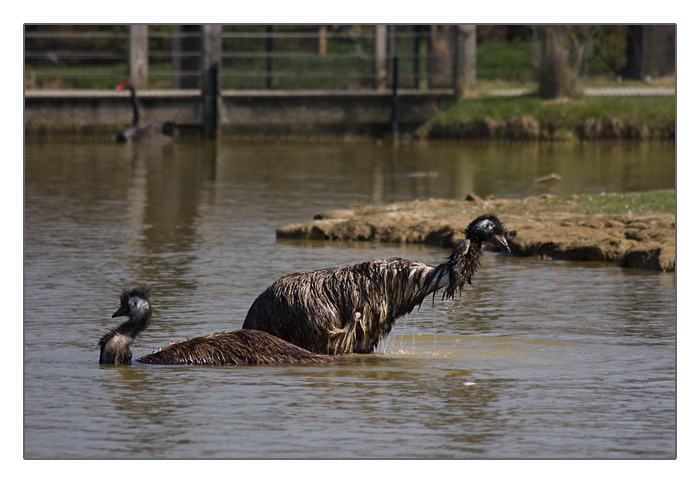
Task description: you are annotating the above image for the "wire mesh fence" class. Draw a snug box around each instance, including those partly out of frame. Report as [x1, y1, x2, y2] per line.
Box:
[24, 25, 676, 140]
[24, 25, 461, 90]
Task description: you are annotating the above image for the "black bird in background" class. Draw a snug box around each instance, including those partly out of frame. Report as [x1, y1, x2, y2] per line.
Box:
[115, 80, 179, 142]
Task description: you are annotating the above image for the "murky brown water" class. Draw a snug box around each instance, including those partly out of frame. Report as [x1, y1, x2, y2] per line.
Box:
[24, 140, 675, 458]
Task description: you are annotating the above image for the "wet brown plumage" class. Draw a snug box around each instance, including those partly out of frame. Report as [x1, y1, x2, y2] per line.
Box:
[138, 330, 331, 365]
[243, 214, 510, 355]
[99, 287, 332, 365]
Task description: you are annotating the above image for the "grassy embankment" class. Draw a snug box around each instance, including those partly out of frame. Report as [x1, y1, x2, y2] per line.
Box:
[415, 95, 676, 141]
[417, 41, 676, 141]
[277, 190, 676, 271]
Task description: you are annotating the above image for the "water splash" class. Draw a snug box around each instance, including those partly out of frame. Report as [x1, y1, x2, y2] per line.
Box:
[375, 333, 391, 355]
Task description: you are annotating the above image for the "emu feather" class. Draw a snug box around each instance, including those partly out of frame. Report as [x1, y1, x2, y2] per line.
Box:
[243, 214, 509, 355]
[99, 287, 332, 365]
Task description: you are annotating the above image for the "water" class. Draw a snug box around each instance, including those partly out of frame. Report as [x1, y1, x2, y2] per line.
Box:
[24, 140, 676, 459]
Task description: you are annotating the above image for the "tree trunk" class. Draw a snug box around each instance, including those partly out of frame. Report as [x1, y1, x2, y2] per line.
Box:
[538, 26, 574, 99]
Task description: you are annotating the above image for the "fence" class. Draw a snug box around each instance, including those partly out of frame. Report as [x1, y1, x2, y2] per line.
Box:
[25, 25, 473, 90]
[24, 25, 675, 139]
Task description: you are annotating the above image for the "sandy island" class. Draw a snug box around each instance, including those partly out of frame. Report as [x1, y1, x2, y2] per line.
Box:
[276, 192, 675, 272]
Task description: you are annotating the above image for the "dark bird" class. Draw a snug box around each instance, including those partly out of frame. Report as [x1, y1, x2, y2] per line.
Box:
[99, 287, 332, 365]
[242, 214, 510, 355]
[115, 80, 179, 142]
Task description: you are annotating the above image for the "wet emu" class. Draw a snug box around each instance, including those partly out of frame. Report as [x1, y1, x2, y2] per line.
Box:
[115, 80, 179, 142]
[243, 214, 510, 355]
[99, 287, 331, 365]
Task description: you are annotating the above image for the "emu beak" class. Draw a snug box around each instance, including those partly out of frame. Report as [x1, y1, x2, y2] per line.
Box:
[112, 305, 129, 318]
[493, 234, 510, 253]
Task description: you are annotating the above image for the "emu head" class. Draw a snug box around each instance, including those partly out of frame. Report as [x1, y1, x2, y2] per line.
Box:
[112, 287, 151, 318]
[466, 214, 510, 252]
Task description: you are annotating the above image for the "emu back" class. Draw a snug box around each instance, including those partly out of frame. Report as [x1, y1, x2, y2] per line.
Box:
[243, 257, 453, 355]
[137, 329, 331, 365]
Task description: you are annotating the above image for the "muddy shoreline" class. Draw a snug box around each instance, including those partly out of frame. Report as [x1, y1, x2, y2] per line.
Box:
[277, 193, 675, 272]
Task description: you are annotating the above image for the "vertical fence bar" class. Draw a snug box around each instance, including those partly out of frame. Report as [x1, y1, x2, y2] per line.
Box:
[453, 24, 477, 100]
[375, 25, 387, 89]
[391, 56, 399, 139]
[129, 25, 148, 88]
[202, 24, 222, 138]
[318, 26, 327, 57]
[266, 26, 274, 89]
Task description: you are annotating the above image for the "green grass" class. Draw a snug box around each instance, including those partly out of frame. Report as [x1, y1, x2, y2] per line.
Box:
[429, 95, 674, 124]
[421, 95, 675, 136]
[534, 190, 675, 215]
[477, 41, 534, 81]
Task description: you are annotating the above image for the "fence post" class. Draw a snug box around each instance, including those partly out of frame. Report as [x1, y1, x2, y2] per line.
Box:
[129, 25, 149, 88]
[201, 24, 222, 138]
[391, 56, 399, 140]
[375, 25, 387, 90]
[266, 26, 274, 89]
[453, 24, 477, 100]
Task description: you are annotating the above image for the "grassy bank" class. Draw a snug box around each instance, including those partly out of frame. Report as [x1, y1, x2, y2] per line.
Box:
[493, 190, 675, 216]
[277, 190, 676, 271]
[416, 95, 676, 141]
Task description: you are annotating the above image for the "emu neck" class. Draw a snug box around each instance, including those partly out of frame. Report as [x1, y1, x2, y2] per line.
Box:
[99, 307, 150, 364]
[432, 238, 482, 300]
[118, 307, 151, 338]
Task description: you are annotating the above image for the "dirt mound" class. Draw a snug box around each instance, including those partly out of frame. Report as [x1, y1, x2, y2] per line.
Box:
[277, 195, 675, 272]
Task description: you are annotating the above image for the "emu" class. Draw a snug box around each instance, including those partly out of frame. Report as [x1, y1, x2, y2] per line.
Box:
[99, 287, 331, 365]
[115, 80, 179, 142]
[243, 214, 510, 355]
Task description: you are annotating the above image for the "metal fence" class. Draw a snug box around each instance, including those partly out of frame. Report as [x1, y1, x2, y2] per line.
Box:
[24, 25, 676, 140]
[25, 25, 464, 91]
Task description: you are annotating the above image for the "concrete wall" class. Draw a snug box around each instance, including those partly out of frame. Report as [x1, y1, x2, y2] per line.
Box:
[24, 89, 453, 139]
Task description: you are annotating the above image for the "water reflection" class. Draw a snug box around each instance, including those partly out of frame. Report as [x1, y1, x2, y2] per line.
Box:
[24, 140, 675, 459]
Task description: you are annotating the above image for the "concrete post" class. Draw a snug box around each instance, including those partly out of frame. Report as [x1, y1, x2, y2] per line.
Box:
[201, 24, 222, 138]
[375, 25, 387, 90]
[129, 25, 149, 88]
[453, 25, 477, 100]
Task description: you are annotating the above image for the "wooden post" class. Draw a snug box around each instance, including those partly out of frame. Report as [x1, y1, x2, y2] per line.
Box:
[201, 24, 222, 138]
[453, 25, 476, 100]
[375, 25, 387, 90]
[129, 25, 148, 88]
[318, 25, 327, 57]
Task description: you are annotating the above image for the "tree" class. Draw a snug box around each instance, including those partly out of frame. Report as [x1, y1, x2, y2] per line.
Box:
[538, 26, 573, 99]
[536, 25, 595, 99]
